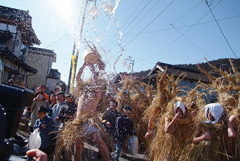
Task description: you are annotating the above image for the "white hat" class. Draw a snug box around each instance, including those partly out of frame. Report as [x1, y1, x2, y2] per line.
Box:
[175, 101, 185, 114]
[204, 103, 223, 124]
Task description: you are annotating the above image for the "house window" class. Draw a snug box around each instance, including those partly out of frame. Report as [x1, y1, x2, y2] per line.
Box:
[0, 23, 7, 30]
[7, 25, 17, 33]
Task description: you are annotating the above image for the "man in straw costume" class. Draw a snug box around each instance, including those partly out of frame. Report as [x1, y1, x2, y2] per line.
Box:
[55, 48, 113, 161]
[180, 103, 235, 161]
[74, 62, 111, 161]
[149, 100, 193, 161]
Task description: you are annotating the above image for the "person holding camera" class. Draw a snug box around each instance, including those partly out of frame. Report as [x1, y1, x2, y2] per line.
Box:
[29, 91, 49, 132]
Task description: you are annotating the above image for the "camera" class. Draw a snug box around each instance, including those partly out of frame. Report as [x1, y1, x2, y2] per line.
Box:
[0, 83, 34, 160]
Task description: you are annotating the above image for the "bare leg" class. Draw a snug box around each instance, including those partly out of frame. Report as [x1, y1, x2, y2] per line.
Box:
[90, 131, 110, 161]
[74, 137, 84, 161]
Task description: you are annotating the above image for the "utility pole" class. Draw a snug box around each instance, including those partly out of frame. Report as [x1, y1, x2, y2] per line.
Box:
[125, 56, 135, 79]
[68, 0, 89, 93]
[67, 43, 76, 93]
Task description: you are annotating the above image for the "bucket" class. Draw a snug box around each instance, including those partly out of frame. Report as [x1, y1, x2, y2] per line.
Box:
[82, 49, 99, 64]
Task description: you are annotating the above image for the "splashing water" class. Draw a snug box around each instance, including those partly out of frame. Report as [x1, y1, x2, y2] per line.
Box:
[89, 6, 100, 18]
[47, 0, 124, 83]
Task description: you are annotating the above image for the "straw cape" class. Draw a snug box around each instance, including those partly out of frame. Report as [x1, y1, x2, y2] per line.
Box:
[149, 98, 194, 161]
[144, 70, 194, 161]
[197, 59, 240, 160]
[179, 113, 230, 161]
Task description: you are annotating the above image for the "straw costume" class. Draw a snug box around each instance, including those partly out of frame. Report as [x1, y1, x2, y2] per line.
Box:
[128, 80, 151, 147]
[198, 59, 240, 160]
[149, 99, 193, 161]
[143, 71, 174, 141]
[115, 80, 132, 115]
[180, 103, 235, 161]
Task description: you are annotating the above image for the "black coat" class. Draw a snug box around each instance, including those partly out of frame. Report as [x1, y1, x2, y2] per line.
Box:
[102, 109, 120, 135]
[114, 114, 135, 143]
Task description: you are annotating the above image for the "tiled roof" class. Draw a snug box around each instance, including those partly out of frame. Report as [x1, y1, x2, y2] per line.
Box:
[0, 5, 40, 45]
[119, 73, 138, 81]
[148, 62, 211, 83]
[112, 73, 139, 85]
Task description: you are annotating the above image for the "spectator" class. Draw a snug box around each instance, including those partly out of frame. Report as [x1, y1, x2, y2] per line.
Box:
[29, 91, 49, 132]
[101, 100, 120, 136]
[113, 106, 136, 161]
[38, 85, 49, 102]
[49, 93, 57, 107]
[58, 94, 77, 123]
[52, 92, 71, 161]
[54, 87, 61, 94]
[51, 92, 65, 132]
[33, 107, 54, 156]
[47, 93, 57, 117]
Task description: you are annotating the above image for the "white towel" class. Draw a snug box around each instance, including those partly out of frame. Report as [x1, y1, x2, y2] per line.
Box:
[175, 101, 185, 114]
[204, 103, 223, 124]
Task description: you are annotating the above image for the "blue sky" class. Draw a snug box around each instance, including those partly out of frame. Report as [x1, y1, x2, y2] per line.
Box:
[1, 0, 240, 84]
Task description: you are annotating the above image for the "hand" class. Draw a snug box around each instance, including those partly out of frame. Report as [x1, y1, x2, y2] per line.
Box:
[106, 122, 111, 127]
[26, 149, 47, 161]
[34, 95, 41, 101]
[41, 124, 46, 129]
[204, 132, 212, 140]
[145, 131, 152, 140]
[190, 111, 197, 117]
[38, 128, 40, 132]
[68, 115, 73, 119]
[174, 111, 182, 121]
[55, 117, 60, 123]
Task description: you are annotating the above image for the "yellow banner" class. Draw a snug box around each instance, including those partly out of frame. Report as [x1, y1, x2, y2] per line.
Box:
[70, 55, 76, 93]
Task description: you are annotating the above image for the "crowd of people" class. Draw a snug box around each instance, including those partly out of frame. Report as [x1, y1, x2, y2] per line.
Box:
[19, 59, 240, 161]
[25, 64, 137, 161]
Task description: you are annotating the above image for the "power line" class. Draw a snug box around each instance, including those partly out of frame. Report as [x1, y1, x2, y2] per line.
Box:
[125, 0, 175, 48]
[106, 0, 152, 49]
[143, 14, 240, 34]
[108, 0, 162, 52]
[44, 33, 69, 48]
[205, 0, 238, 58]
[124, 0, 162, 36]
[171, 0, 203, 25]
[104, 0, 145, 48]
[113, 0, 176, 58]
[141, 0, 223, 61]
[171, 24, 214, 60]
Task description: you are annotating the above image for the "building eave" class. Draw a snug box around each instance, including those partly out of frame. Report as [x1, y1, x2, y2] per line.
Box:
[0, 45, 37, 74]
[0, 5, 40, 46]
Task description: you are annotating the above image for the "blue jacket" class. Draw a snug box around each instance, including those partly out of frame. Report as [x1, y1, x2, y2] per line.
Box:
[34, 115, 54, 149]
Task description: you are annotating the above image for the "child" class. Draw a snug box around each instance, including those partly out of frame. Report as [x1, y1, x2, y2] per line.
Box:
[34, 106, 54, 156]
[113, 106, 136, 161]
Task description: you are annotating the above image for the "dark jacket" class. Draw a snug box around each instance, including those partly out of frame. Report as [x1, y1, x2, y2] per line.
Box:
[34, 115, 54, 149]
[102, 109, 120, 135]
[58, 102, 77, 123]
[114, 114, 135, 143]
